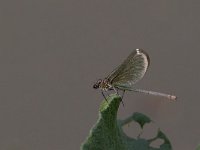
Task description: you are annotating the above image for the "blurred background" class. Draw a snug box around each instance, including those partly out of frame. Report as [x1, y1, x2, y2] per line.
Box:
[0, 0, 199, 149]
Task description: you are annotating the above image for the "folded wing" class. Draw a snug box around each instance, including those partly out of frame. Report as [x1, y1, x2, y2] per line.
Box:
[107, 49, 150, 89]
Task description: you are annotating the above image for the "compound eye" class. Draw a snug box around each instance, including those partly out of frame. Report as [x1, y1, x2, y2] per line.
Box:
[93, 84, 98, 89]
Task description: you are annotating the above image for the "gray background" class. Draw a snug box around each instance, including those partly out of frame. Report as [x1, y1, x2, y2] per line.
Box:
[0, 0, 199, 150]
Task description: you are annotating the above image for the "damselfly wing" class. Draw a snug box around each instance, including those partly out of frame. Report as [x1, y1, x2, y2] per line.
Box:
[107, 49, 149, 89]
[93, 49, 177, 101]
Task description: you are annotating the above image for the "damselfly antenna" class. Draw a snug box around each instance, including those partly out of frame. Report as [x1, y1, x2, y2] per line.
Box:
[93, 49, 177, 103]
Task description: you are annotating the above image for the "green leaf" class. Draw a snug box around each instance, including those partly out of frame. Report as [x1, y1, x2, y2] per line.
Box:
[196, 144, 200, 150]
[81, 94, 172, 150]
[132, 112, 151, 129]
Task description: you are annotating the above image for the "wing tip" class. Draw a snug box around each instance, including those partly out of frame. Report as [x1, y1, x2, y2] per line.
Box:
[135, 48, 150, 67]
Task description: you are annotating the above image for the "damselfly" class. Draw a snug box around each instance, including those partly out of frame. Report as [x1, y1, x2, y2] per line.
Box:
[93, 49, 177, 104]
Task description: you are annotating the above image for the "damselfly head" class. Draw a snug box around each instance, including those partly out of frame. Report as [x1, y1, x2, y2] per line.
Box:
[93, 79, 102, 89]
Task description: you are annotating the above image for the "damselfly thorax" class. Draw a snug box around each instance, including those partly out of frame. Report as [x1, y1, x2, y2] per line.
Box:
[93, 49, 177, 103]
[93, 79, 113, 91]
[93, 78, 125, 104]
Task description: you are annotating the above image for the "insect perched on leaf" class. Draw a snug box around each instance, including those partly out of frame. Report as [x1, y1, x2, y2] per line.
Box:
[93, 49, 177, 104]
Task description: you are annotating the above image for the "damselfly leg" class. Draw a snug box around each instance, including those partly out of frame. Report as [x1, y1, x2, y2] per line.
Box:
[113, 87, 125, 106]
[101, 90, 108, 102]
[121, 90, 125, 100]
